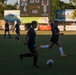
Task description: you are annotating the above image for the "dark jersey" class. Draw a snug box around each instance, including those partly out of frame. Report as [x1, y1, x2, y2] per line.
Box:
[15, 24, 20, 31]
[15, 24, 20, 34]
[28, 28, 36, 45]
[5, 22, 9, 31]
[50, 27, 59, 43]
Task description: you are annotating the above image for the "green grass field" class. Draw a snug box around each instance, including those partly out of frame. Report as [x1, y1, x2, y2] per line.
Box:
[0, 31, 76, 75]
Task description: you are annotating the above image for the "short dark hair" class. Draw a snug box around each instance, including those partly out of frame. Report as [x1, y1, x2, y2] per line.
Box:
[31, 21, 37, 26]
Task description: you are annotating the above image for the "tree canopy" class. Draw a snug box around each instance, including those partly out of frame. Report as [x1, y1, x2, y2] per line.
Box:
[70, 0, 76, 6]
[72, 9, 76, 19]
[0, 1, 18, 19]
[0, 0, 76, 19]
[51, 0, 76, 19]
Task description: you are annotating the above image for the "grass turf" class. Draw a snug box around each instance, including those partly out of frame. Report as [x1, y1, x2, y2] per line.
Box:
[0, 34, 76, 75]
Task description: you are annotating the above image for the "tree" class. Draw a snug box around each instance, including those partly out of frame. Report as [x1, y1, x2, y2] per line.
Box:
[0, 3, 17, 19]
[14, 1, 19, 9]
[72, 9, 76, 19]
[6, 5, 17, 10]
[51, 0, 60, 19]
[0, 0, 7, 4]
[51, 0, 76, 19]
[70, 0, 76, 6]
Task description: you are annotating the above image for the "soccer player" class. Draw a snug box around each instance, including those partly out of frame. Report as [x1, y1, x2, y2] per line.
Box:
[13, 20, 20, 42]
[4, 21, 11, 39]
[20, 21, 39, 68]
[38, 20, 67, 58]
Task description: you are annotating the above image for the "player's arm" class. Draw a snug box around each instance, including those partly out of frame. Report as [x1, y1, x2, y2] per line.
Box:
[55, 33, 64, 35]
[12, 25, 16, 32]
[25, 33, 29, 44]
[59, 32, 64, 35]
[5, 27, 7, 29]
[24, 33, 29, 46]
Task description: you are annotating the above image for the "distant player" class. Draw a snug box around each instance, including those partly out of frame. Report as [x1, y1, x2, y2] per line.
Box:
[13, 20, 20, 42]
[20, 21, 39, 68]
[38, 20, 67, 58]
[4, 21, 11, 39]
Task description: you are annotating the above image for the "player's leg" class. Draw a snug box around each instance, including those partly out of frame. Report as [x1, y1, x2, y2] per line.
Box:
[14, 31, 17, 40]
[4, 33, 6, 38]
[18, 31, 20, 37]
[17, 31, 20, 42]
[38, 42, 54, 50]
[20, 44, 34, 61]
[20, 44, 39, 68]
[8, 31, 11, 38]
[4, 30, 6, 38]
[49, 42, 54, 48]
[32, 48, 39, 68]
[56, 40, 67, 57]
[20, 53, 33, 61]
[16, 31, 20, 42]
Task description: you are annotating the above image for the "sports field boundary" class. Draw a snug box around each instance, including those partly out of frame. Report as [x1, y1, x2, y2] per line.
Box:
[0, 30, 76, 35]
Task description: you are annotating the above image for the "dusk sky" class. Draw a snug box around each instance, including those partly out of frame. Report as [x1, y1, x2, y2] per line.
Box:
[7, 0, 70, 4]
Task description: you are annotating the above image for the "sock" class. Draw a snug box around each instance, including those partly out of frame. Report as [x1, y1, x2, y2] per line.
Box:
[41, 45, 49, 48]
[59, 47, 64, 55]
[33, 55, 38, 65]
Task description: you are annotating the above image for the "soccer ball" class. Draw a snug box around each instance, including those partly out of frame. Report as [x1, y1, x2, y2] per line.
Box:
[46, 59, 54, 66]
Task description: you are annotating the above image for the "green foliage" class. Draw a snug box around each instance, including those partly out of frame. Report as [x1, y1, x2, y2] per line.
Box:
[0, 0, 76, 20]
[0, 5, 5, 19]
[0, 0, 7, 3]
[6, 5, 17, 10]
[51, 0, 60, 19]
[0, 3, 17, 19]
[72, 9, 76, 19]
[51, 0, 76, 19]
[70, 0, 76, 5]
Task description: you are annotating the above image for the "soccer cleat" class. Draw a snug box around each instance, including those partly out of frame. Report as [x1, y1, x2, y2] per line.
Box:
[20, 54, 23, 61]
[61, 54, 67, 58]
[33, 65, 39, 68]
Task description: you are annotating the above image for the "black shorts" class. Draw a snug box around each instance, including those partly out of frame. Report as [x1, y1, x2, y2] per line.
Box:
[5, 29, 9, 31]
[27, 43, 36, 51]
[50, 37, 58, 43]
[16, 30, 20, 34]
